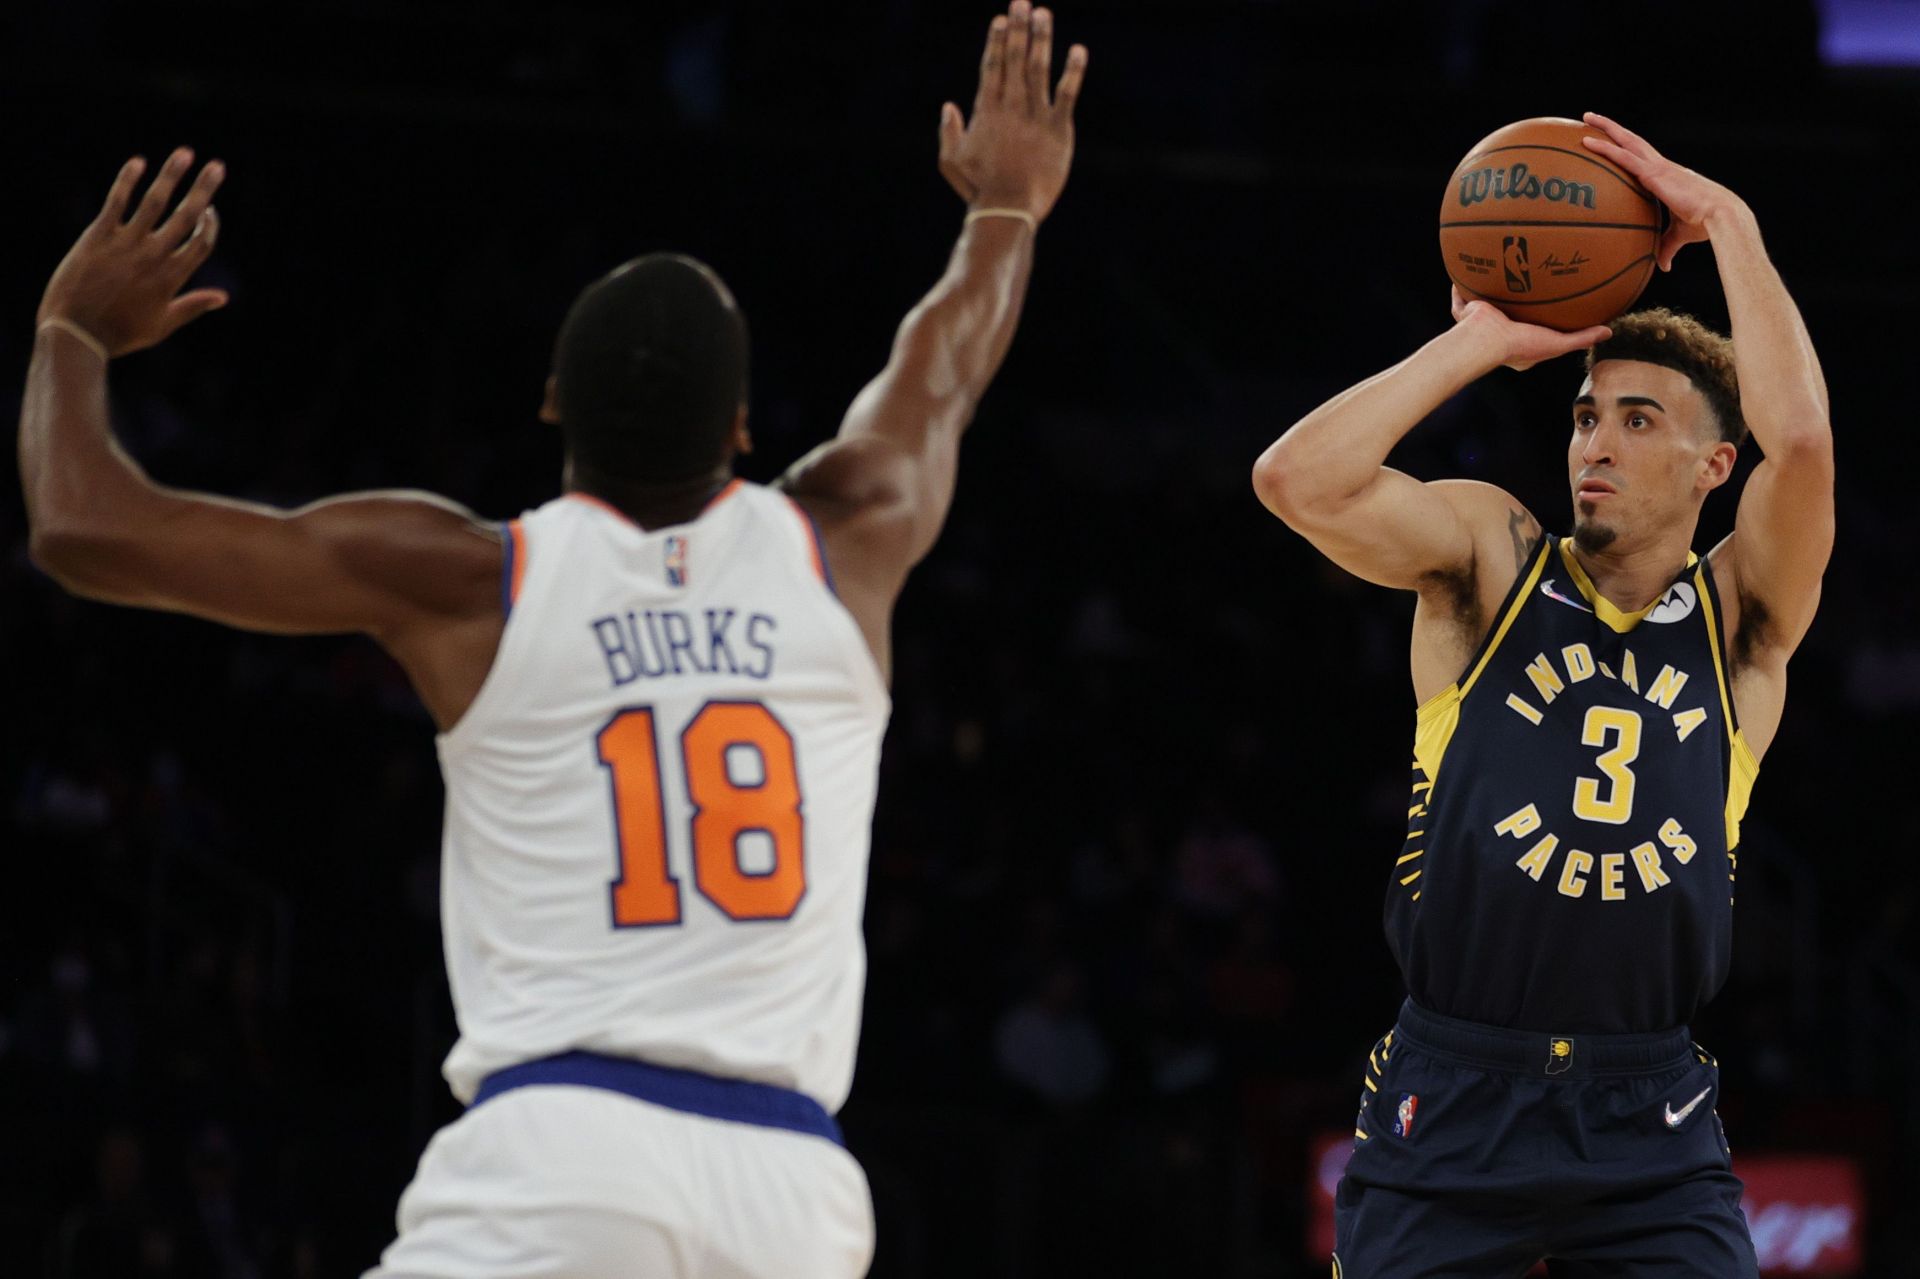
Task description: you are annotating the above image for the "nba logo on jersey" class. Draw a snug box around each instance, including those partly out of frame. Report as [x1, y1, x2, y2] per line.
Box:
[1393, 1093, 1419, 1138]
[665, 534, 689, 587]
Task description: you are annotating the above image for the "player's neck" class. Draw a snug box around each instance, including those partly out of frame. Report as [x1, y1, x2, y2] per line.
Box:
[566, 460, 736, 531]
[1564, 530, 1694, 613]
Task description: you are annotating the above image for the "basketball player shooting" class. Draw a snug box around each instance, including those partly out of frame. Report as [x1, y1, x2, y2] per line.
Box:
[1254, 113, 1831, 1276]
[19, 5, 1086, 1275]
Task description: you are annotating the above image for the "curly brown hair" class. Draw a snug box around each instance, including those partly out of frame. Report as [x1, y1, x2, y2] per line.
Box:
[1585, 308, 1745, 446]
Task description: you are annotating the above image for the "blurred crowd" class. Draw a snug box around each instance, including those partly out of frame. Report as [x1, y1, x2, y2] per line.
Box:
[4, 1, 1916, 1275]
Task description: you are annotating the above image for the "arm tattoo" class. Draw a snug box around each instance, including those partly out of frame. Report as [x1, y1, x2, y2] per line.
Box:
[1508, 508, 1539, 573]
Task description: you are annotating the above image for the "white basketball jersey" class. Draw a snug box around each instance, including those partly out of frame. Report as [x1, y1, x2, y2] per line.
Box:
[435, 482, 890, 1111]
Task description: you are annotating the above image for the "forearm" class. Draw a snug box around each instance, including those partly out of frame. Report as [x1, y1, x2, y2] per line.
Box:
[1255, 322, 1505, 515]
[20, 328, 174, 579]
[876, 214, 1035, 445]
[1707, 202, 1831, 449]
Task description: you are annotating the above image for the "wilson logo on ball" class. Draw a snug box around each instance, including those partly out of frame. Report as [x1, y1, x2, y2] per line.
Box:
[1439, 118, 1661, 331]
[1457, 162, 1597, 210]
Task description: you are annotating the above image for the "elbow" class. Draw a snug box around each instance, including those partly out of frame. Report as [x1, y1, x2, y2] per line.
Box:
[1790, 426, 1835, 463]
[1251, 439, 1308, 522]
[1767, 427, 1834, 476]
[28, 524, 121, 597]
[1253, 436, 1360, 533]
[28, 524, 78, 581]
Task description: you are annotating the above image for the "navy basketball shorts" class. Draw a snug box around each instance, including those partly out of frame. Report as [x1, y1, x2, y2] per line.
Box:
[1333, 1000, 1757, 1278]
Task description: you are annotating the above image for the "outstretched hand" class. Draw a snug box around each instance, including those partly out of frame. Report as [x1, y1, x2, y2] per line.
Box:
[937, 1, 1088, 223]
[1451, 285, 1611, 372]
[38, 148, 229, 358]
[1581, 112, 1745, 272]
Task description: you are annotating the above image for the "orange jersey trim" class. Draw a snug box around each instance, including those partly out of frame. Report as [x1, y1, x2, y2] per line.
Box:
[506, 519, 527, 607]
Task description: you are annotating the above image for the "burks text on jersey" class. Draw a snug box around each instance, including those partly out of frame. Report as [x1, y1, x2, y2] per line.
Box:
[590, 608, 779, 687]
[1490, 641, 1718, 903]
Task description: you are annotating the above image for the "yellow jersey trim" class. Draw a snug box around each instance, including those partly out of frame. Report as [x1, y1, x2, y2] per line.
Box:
[1462, 541, 1555, 698]
[1696, 560, 1759, 850]
[1414, 539, 1553, 788]
[1413, 692, 1458, 789]
[1557, 541, 1701, 634]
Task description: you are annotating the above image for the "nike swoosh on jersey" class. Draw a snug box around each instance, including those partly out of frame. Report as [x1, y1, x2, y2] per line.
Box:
[1538, 578, 1594, 614]
[1664, 1085, 1712, 1128]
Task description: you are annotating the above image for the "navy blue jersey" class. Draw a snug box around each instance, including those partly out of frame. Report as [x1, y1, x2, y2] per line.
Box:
[1387, 534, 1759, 1033]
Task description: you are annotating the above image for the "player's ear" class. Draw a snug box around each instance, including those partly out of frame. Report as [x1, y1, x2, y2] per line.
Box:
[539, 376, 560, 426]
[1699, 439, 1737, 492]
[731, 404, 752, 456]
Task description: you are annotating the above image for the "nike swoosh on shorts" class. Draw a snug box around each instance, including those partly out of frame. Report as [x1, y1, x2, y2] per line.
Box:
[1664, 1085, 1712, 1128]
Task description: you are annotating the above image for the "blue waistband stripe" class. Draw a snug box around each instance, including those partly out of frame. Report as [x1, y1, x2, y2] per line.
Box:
[471, 1051, 843, 1146]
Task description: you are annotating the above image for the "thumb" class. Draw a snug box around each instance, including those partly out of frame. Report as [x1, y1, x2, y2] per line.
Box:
[163, 288, 230, 334]
[1566, 324, 1613, 349]
[938, 102, 964, 159]
[1655, 224, 1689, 273]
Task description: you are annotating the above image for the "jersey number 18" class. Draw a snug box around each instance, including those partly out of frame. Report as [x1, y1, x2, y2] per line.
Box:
[596, 701, 807, 927]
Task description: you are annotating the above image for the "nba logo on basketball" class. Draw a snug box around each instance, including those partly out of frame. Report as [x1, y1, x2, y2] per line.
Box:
[1502, 236, 1532, 292]
[1393, 1093, 1419, 1138]
[665, 535, 689, 587]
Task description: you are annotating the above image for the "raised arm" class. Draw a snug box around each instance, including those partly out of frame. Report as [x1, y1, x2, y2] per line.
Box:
[779, 0, 1086, 673]
[1582, 113, 1834, 668]
[1252, 292, 1610, 594]
[21, 149, 502, 728]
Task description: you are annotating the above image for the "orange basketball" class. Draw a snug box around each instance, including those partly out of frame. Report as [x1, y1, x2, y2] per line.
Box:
[1439, 117, 1664, 331]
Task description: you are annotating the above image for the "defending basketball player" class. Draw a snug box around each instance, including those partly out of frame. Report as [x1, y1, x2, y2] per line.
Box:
[19, 6, 1086, 1275]
[1254, 113, 1831, 1276]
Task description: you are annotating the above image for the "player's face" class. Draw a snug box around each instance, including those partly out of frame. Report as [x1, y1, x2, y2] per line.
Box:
[1566, 361, 1723, 554]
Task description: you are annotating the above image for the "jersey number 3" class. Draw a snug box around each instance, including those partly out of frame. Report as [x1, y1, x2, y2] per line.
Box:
[596, 702, 806, 927]
[1572, 705, 1641, 825]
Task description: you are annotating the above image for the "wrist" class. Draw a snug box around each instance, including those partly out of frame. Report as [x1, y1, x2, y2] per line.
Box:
[964, 206, 1038, 237]
[1702, 196, 1757, 237]
[37, 316, 111, 362]
[1438, 314, 1515, 373]
[35, 296, 70, 329]
[968, 189, 1045, 222]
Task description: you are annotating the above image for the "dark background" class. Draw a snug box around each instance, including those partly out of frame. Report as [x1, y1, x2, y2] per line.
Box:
[2, 0, 1914, 1275]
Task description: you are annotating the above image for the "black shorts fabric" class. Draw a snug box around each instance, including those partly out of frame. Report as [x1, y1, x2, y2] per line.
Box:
[1333, 1001, 1757, 1278]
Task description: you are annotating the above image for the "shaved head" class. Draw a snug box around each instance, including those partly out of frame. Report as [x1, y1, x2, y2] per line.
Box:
[553, 253, 749, 484]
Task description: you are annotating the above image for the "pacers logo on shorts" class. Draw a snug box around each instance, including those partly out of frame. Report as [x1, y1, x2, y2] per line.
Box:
[1502, 236, 1533, 292]
[1547, 1037, 1575, 1075]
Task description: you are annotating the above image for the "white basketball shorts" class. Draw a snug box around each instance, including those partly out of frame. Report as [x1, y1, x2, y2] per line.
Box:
[365, 1083, 874, 1278]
